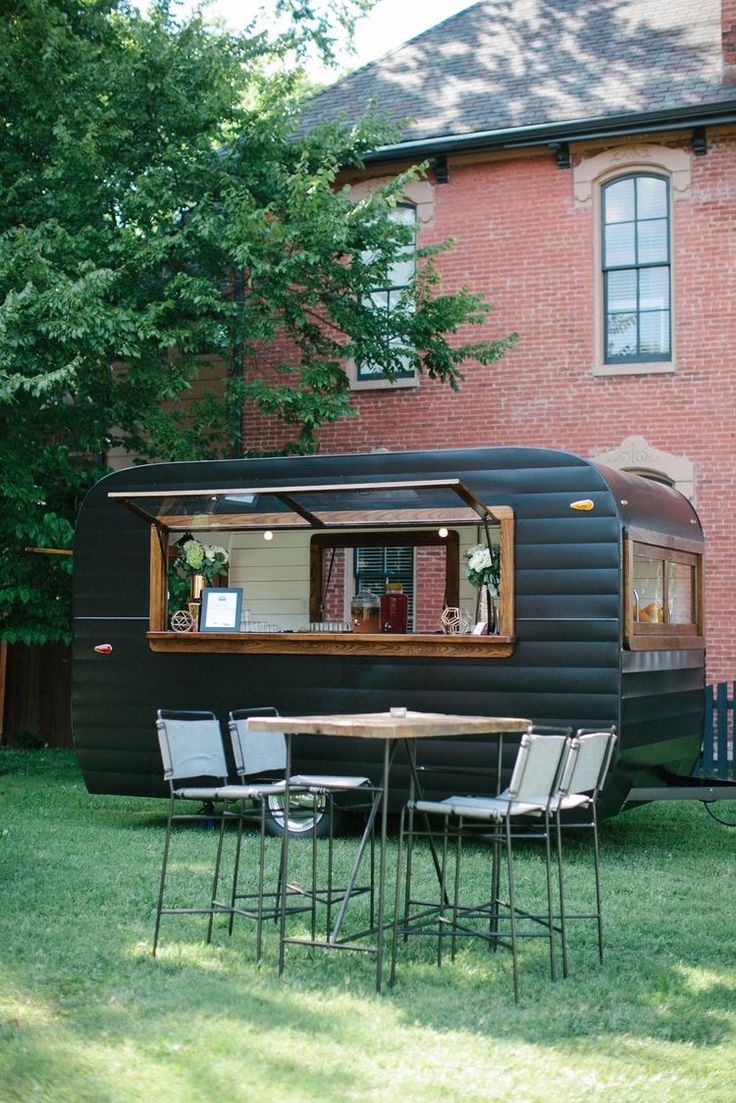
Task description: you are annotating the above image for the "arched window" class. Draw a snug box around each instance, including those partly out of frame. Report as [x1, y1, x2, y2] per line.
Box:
[593, 436, 695, 504]
[602, 174, 671, 363]
[626, 468, 674, 487]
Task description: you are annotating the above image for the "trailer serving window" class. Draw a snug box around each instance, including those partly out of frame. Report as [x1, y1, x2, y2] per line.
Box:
[109, 478, 515, 658]
[624, 529, 704, 650]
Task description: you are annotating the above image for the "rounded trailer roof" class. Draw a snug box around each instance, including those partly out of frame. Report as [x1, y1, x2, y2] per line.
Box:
[89, 444, 703, 548]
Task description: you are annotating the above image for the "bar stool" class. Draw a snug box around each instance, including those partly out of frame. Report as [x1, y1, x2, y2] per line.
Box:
[551, 725, 617, 977]
[390, 726, 573, 1003]
[153, 709, 284, 961]
[228, 707, 376, 955]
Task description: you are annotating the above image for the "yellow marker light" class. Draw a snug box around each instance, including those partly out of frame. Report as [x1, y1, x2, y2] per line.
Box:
[570, 499, 595, 511]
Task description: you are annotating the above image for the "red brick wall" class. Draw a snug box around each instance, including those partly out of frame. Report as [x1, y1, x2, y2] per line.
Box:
[321, 548, 347, 624]
[415, 546, 447, 634]
[243, 135, 736, 682]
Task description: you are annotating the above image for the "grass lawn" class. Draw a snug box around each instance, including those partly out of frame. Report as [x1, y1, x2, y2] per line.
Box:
[1, 747, 735, 1103]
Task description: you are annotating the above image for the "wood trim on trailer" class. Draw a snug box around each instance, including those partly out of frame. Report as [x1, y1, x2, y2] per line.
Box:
[147, 631, 515, 658]
[623, 530, 704, 650]
[140, 495, 514, 657]
[149, 526, 168, 633]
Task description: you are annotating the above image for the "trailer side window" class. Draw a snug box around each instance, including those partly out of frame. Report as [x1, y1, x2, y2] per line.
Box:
[625, 537, 703, 650]
[112, 479, 517, 659]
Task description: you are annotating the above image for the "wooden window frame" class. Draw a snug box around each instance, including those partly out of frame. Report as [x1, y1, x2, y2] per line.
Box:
[623, 528, 704, 651]
[309, 530, 459, 625]
[147, 513, 516, 659]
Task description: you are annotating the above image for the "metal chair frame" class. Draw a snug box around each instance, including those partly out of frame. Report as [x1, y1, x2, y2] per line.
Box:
[153, 708, 284, 962]
[551, 725, 617, 977]
[390, 725, 573, 1003]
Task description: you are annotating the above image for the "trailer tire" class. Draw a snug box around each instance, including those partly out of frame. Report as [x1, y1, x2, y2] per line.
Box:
[264, 791, 340, 838]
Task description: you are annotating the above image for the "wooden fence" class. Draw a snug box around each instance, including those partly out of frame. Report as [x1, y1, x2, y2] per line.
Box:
[0, 642, 72, 748]
[696, 681, 735, 781]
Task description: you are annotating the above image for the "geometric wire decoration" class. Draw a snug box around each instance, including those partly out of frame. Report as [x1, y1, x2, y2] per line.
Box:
[170, 609, 195, 633]
[440, 606, 473, 635]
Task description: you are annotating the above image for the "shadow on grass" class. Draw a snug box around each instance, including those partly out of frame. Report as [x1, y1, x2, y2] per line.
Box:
[0, 951, 366, 1102]
[3, 748, 736, 1102]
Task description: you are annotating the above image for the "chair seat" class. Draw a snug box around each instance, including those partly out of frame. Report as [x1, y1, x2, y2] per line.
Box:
[172, 785, 225, 801]
[414, 791, 551, 821]
[220, 775, 370, 793]
[549, 792, 593, 812]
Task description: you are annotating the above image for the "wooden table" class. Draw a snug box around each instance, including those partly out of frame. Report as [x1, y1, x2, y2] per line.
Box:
[246, 710, 531, 991]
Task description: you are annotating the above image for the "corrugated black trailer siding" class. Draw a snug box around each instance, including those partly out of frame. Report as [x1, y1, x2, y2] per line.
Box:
[72, 447, 704, 816]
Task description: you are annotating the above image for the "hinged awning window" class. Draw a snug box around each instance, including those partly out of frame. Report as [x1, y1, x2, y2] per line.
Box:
[108, 479, 505, 532]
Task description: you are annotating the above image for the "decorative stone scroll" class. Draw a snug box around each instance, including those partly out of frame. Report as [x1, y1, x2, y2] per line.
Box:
[593, 435, 695, 503]
[573, 143, 692, 207]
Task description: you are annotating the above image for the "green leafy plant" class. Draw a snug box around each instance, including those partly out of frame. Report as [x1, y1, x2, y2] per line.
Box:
[176, 539, 229, 583]
[167, 538, 229, 616]
[464, 541, 500, 594]
[0, 0, 516, 646]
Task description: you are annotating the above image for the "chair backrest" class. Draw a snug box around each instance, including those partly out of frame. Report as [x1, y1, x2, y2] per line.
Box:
[156, 709, 227, 785]
[507, 727, 572, 803]
[560, 726, 617, 798]
[228, 707, 287, 779]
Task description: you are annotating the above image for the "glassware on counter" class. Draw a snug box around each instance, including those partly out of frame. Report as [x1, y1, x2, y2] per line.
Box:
[309, 621, 352, 632]
[350, 589, 381, 633]
[380, 581, 408, 633]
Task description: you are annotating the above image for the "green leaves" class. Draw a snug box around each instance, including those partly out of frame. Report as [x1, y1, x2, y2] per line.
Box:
[0, 0, 515, 643]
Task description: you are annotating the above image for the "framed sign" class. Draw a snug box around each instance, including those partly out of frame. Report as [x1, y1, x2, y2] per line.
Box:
[200, 587, 243, 633]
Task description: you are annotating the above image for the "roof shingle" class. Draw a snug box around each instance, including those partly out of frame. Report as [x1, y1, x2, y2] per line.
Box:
[299, 0, 735, 144]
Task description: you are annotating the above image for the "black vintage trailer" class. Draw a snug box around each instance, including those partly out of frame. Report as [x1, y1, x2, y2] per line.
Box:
[72, 445, 707, 819]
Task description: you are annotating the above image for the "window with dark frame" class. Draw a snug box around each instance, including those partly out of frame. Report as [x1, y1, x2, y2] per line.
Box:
[356, 204, 417, 382]
[354, 545, 415, 630]
[602, 174, 671, 364]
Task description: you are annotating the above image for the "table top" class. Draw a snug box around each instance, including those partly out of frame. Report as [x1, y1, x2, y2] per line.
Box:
[245, 710, 531, 741]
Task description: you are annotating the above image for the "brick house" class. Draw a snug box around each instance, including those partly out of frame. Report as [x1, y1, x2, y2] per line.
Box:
[245, 0, 736, 683]
[5, 0, 734, 747]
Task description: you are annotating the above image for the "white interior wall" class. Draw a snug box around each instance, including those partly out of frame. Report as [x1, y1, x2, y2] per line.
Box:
[196, 524, 491, 631]
[229, 530, 311, 630]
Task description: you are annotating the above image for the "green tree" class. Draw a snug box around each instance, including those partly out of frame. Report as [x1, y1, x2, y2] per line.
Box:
[0, 0, 516, 644]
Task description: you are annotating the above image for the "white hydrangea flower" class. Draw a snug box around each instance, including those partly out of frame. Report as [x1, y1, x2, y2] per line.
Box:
[464, 541, 499, 592]
[178, 538, 228, 580]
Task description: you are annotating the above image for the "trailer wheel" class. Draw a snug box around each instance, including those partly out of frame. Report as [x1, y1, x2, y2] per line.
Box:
[704, 800, 736, 828]
[264, 791, 340, 838]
